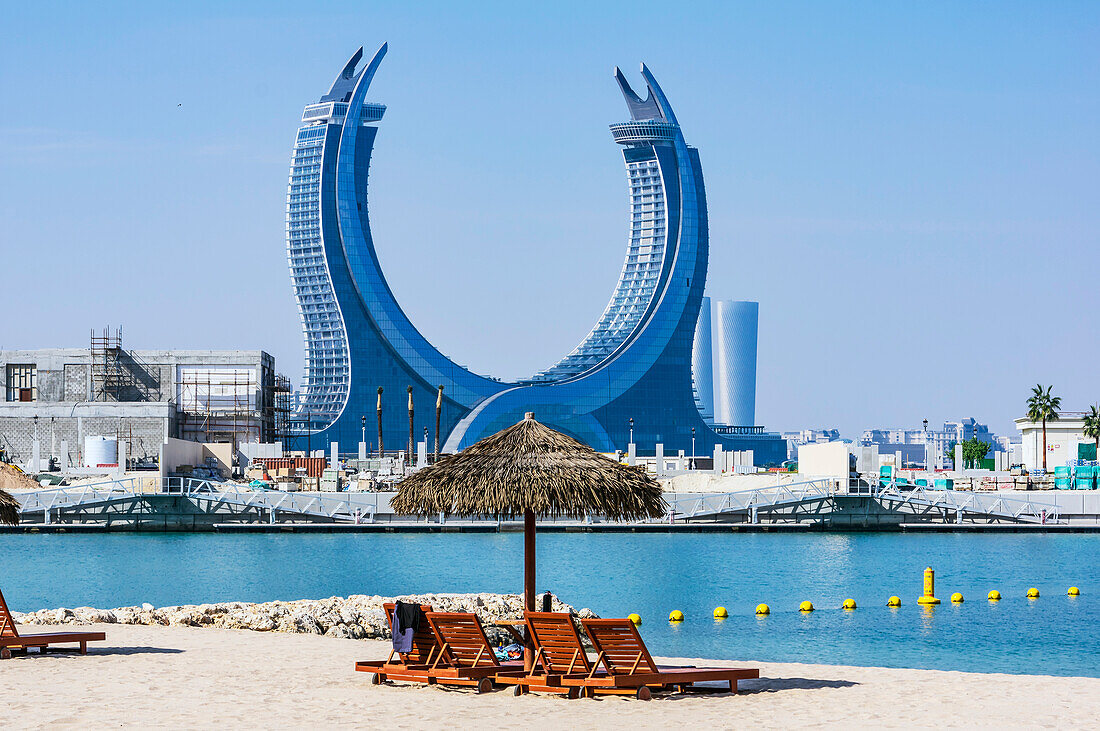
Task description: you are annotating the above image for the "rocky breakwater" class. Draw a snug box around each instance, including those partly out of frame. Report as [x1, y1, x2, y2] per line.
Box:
[12, 593, 596, 644]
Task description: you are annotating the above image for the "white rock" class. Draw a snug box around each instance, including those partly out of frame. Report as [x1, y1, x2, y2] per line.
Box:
[12, 592, 590, 639]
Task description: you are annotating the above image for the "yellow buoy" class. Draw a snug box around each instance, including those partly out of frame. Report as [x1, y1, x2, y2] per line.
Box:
[1068, 587, 1080, 596]
[1027, 588, 1040, 598]
[842, 598, 857, 610]
[917, 567, 941, 605]
[668, 610, 684, 622]
[713, 606, 728, 619]
[628, 613, 642, 625]
[951, 592, 964, 603]
[887, 596, 901, 607]
[987, 590, 1001, 601]
[755, 603, 770, 615]
[799, 600, 814, 612]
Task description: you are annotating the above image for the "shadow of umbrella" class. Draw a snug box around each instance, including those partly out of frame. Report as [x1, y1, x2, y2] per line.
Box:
[390, 412, 665, 669]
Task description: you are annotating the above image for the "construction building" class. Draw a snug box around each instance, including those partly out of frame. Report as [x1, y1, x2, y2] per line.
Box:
[0, 328, 284, 470]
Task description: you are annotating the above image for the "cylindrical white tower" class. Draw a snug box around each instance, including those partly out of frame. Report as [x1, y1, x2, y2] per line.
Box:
[691, 296, 714, 423]
[714, 300, 758, 427]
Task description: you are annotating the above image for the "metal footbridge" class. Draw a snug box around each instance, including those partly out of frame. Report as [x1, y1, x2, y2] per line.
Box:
[661, 478, 1066, 525]
[15, 478, 394, 525]
[869, 482, 1063, 524]
[13, 476, 1067, 527]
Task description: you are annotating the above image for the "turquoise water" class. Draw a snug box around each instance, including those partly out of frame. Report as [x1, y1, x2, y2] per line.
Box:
[1, 532, 1097, 677]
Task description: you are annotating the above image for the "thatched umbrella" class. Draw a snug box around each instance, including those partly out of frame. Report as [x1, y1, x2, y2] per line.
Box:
[0, 488, 18, 526]
[390, 412, 665, 667]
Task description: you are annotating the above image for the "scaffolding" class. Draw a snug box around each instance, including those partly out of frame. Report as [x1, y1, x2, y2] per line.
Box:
[90, 327, 124, 401]
[90, 326, 159, 402]
[271, 373, 294, 452]
[176, 368, 261, 450]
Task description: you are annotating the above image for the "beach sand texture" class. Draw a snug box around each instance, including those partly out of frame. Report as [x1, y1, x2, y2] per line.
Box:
[2, 623, 1095, 729]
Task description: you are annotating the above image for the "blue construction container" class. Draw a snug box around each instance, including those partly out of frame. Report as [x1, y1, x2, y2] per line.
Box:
[1074, 465, 1096, 490]
[1054, 465, 1071, 490]
[879, 465, 893, 487]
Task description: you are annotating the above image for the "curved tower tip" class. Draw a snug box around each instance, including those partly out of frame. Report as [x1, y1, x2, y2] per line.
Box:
[322, 43, 388, 103]
[346, 47, 365, 79]
[614, 64, 663, 121]
[638, 63, 678, 126]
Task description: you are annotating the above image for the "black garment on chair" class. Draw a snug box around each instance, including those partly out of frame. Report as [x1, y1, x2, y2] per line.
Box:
[392, 601, 423, 653]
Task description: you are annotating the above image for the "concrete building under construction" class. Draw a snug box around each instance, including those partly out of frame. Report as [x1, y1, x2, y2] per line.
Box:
[0, 328, 285, 471]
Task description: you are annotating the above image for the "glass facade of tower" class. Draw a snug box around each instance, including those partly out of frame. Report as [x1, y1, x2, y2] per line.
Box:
[287, 115, 352, 430]
[287, 46, 785, 464]
[532, 144, 670, 382]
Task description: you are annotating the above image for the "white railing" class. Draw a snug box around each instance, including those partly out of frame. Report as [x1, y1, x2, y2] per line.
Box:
[15, 477, 395, 524]
[660, 478, 840, 522]
[655, 477, 1065, 525]
[15, 475, 1068, 526]
[871, 482, 1063, 524]
[17, 478, 142, 514]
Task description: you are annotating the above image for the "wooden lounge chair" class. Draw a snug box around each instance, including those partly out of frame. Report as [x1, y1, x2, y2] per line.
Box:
[495, 611, 598, 697]
[354, 602, 443, 684]
[420, 611, 524, 692]
[0, 588, 106, 659]
[577, 617, 759, 699]
[508, 612, 697, 698]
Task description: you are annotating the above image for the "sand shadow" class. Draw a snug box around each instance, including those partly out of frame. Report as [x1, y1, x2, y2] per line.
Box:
[371, 676, 858, 699]
[639, 677, 859, 700]
[738, 676, 859, 694]
[96, 646, 186, 656]
[6, 646, 186, 659]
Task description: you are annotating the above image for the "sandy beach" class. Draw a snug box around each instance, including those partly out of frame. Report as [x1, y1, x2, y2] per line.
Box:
[2, 623, 1095, 729]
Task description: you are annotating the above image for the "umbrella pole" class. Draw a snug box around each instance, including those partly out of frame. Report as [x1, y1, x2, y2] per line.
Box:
[524, 508, 535, 671]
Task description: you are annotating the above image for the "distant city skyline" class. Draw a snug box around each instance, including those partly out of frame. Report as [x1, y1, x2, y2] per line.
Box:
[3, 1, 1097, 439]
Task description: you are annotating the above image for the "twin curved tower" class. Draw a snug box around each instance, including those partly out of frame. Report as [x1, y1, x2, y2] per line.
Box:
[286, 43, 784, 462]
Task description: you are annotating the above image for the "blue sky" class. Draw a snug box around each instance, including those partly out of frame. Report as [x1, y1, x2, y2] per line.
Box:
[2, 1, 1096, 438]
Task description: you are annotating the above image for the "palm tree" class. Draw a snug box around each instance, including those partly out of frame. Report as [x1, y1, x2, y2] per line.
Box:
[1083, 404, 1100, 459]
[1026, 384, 1062, 471]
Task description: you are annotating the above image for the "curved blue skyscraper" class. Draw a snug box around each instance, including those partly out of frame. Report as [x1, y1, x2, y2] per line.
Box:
[287, 44, 784, 463]
[286, 44, 505, 444]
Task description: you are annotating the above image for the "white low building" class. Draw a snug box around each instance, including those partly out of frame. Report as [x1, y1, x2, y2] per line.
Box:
[1014, 413, 1092, 472]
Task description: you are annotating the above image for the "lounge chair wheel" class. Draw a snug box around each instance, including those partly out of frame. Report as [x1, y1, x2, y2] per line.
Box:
[635, 687, 652, 701]
[513, 685, 524, 697]
[566, 687, 580, 700]
[369, 673, 384, 685]
[477, 677, 493, 694]
[0, 648, 10, 660]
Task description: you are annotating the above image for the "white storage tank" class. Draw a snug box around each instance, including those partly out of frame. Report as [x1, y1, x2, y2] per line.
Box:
[84, 436, 118, 468]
